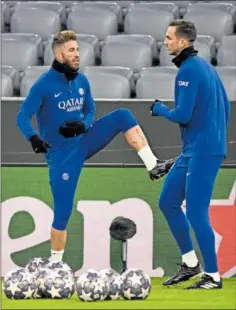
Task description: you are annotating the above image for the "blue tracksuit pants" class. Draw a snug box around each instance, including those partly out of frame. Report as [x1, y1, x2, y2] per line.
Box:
[159, 155, 224, 273]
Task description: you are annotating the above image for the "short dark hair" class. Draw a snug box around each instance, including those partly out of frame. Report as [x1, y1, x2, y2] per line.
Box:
[52, 30, 77, 51]
[169, 20, 197, 43]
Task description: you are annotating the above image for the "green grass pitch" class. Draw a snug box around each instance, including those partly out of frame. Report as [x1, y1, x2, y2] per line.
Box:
[2, 277, 235, 309]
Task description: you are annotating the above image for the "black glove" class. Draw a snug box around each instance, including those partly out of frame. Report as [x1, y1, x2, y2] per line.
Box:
[59, 120, 86, 138]
[29, 134, 51, 153]
[150, 99, 161, 116]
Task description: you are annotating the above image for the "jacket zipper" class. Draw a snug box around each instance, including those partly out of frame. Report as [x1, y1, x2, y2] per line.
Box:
[69, 81, 72, 94]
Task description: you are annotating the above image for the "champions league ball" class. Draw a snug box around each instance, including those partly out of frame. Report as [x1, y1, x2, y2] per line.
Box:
[3, 267, 38, 299]
[46, 261, 74, 278]
[32, 267, 51, 299]
[99, 268, 123, 300]
[76, 269, 108, 302]
[25, 257, 50, 276]
[122, 268, 151, 300]
[42, 270, 75, 299]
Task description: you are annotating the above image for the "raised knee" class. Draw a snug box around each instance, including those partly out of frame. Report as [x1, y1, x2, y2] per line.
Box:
[116, 108, 133, 119]
[115, 108, 137, 132]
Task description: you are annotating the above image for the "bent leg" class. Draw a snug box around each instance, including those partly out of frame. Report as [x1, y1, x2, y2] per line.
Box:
[84, 108, 138, 159]
[84, 109, 157, 171]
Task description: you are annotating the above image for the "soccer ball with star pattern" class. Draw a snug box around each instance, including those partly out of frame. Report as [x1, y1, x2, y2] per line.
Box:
[46, 260, 74, 278]
[42, 270, 75, 299]
[3, 267, 39, 299]
[122, 268, 151, 300]
[32, 267, 51, 299]
[76, 269, 109, 302]
[99, 268, 123, 300]
[25, 257, 50, 277]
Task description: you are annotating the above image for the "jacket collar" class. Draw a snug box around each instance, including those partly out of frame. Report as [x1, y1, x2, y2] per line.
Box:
[51, 58, 78, 81]
[172, 46, 198, 68]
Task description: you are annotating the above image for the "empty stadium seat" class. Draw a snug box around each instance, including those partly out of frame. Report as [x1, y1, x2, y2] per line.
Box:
[67, 6, 118, 41]
[2, 35, 39, 72]
[184, 10, 234, 42]
[101, 36, 153, 76]
[13, 1, 66, 24]
[186, 2, 236, 24]
[124, 5, 174, 44]
[70, 2, 123, 27]
[2, 65, 20, 91]
[103, 34, 158, 60]
[159, 37, 213, 66]
[197, 34, 216, 58]
[217, 35, 236, 66]
[129, 2, 180, 19]
[215, 67, 236, 101]
[2, 74, 13, 97]
[84, 66, 135, 92]
[84, 68, 131, 99]
[136, 67, 178, 99]
[11, 8, 61, 41]
[44, 39, 95, 71]
[2, 32, 43, 58]
[20, 66, 50, 97]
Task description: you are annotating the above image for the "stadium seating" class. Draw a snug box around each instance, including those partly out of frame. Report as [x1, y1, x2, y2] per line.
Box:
[13, 1, 66, 24]
[101, 35, 156, 76]
[67, 5, 118, 41]
[128, 2, 180, 19]
[84, 66, 135, 92]
[70, 2, 123, 28]
[215, 66, 236, 101]
[20, 66, 50, 97]
[124, 5, 174, 45]
[2, 65, 19, 91]
[0, 0, 235, 100]
[185, 2, 236, 24]
[2, 74, 14, 97]
[184, 10, 234, 42]
[84, 67, 131, 99]
[136, 67, 178, 99]
[217, 35, 236, 66]
[11, 8, 61, 41]
[2, 34, 40, 72]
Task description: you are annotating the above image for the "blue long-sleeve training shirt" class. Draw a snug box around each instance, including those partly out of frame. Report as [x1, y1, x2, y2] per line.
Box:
[152, 56, 230, 156]
[17, 68, 96, 150]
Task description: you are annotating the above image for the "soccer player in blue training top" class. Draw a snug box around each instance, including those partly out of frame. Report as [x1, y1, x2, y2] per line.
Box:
[17, 30, 174, 264]
[151, 20, 230, 289]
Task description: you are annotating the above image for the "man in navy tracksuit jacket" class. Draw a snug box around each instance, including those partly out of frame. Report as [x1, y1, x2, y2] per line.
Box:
[151, 20, 230, 289]
[16, 31, 173, 265]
